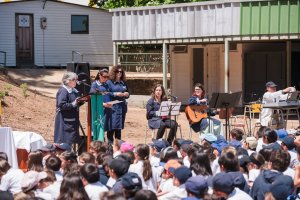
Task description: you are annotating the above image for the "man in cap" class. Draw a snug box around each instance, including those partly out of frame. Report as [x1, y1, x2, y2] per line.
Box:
[260, 81, 295, 126]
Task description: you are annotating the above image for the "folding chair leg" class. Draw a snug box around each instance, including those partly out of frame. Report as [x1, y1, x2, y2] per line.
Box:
[144, 126, 148, 144]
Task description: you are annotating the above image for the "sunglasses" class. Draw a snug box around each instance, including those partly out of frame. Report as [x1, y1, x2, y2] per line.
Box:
[101, 75, 109, 78]
[115, 70, 123, 73]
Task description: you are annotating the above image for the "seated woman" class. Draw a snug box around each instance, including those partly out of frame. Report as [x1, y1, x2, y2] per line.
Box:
[188, 83, 222, 136]
[146, 84, 178, 144]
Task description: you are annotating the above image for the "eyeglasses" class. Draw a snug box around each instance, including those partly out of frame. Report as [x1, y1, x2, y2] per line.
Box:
[101, 75, 109, 78]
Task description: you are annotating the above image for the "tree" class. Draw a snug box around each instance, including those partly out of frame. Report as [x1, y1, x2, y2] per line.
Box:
[89, 0, 212, 9]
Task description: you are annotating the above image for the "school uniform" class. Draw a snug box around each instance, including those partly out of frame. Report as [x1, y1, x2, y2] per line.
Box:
[84, 182, 108, 200]
[0, 168, 24, 194]
[54, 85, 80, 145]
[106, 79, 129, 142]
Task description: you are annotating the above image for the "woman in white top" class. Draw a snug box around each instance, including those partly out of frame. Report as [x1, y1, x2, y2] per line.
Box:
[128, 144, 162, 192]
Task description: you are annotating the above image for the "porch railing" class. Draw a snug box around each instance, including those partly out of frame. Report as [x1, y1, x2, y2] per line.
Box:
[0, 51, 6, 67]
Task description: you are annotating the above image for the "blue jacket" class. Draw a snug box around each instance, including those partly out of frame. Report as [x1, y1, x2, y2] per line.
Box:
[250, 170, 282, 200]
[54, 86, 80, 145]
[106, 80, 129, 130]
[146, 97, 163, 129]
[188, 95, 207, 105]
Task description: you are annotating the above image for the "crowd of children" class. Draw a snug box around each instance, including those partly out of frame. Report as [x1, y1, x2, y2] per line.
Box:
[1, 127, 300, 200]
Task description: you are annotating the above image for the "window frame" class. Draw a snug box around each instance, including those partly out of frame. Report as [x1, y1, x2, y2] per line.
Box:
[71, 15, 89, 34]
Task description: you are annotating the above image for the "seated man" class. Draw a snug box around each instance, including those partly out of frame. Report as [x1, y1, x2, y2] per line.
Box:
[260, 81, 295, 127]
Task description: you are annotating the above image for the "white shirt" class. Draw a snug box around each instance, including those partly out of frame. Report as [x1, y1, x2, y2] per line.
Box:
[0, 168, 24, 194]
[260, 90, 285, 126]
[256, 138, 265, 153]
[128, 160, 162, 192]
[113, 151, 121, 158]
[228, 188, 253, 200]
[159, 178, 176, 193]
[284, 167, 295, 179]
[289, 150, 299, 169]
[85, 182, 109, 200]
[43, 181, 61, 199]
[211, 158, 220, 175]
[54, 171, 63, 182]
[183, 156, 190, 168]
[248, 169, 260, 182]
[106, 177, 116, 188]
[158, 184, 187, 200]
[150, 155, 160, 167]
[35, 189, 54, 200]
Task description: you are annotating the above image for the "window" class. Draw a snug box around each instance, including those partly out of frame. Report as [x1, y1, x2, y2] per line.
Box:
[71, 15, 89, 34]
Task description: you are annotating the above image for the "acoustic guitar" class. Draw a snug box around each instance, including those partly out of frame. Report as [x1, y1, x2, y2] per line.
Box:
[185, 105, 208, 124]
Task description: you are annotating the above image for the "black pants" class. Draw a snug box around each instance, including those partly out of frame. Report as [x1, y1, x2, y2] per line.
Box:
[156, 119, 178, 144]
[107, 129, 121, 143]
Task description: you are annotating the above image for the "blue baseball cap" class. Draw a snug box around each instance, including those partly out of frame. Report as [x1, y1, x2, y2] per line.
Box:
[185, 176, 208, 196]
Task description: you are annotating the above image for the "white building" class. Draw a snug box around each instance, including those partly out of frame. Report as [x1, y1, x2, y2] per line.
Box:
[0, 0, 112, 67]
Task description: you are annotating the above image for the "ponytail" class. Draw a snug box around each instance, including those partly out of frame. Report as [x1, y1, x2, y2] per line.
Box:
[143, 159, 152, 181]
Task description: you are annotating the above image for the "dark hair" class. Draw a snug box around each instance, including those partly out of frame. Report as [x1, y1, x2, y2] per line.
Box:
[124, 151, 135, 164]
[172, 138, 182, 150]
[0, 152, 8, 161]
[45, 155, 61, 171]
[60, 151, 78, 164]
[187, 143, 202, 158]
[100, 191, 126, 200]
[194, 83, 205, 99]
[151, 84, 167, 101]
[94, 68, 109, 81]
[249, 152, 265, 168]
[269, 150, 290, 172]
[27, 151, 43, 172]
[230, 128, 244, 141]
[218, 152, 240, 172]
[42, 169, 57, 183]
[57, 175, 89, 200]
[259, 148, 273, 162]
[90, 141, 107, 155]
[263, 129, 278, 143]
[190, 151, 212, 176]
[135, 144, 152, 181]
[0, 160, 11, 176]
[256, 126, 268, 138]
[134, 189, 158, 200]
[297, 146, 300, 155]
[109, 65, 126, 81]
[80, 163, 99, 183]
[63, 163, 80, 177]
[160, 147, 178, 163]
[79, 152, 95, 164]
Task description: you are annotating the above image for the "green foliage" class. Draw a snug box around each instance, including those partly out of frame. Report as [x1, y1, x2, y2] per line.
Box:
[20, 83, 29, 98]
[90, 0, 212, 9]
[4, 84, 12, 96]
[0, 91, 4, 101]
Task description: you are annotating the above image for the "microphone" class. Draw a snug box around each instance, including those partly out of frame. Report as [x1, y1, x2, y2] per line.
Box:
[77, 79, 87, 85]
[170, 95, 178, 99]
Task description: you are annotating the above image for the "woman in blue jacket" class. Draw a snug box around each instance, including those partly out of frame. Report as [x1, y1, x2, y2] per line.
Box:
[146, 84, 177, 144]
[54, 72, 80, 145]
[106, 66, 130, 143]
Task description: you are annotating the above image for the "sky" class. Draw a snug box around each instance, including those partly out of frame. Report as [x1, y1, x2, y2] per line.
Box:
[0, 0, 90, 6]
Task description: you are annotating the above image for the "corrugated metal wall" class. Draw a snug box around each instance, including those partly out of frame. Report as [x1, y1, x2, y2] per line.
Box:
[240, 0, 300, 35]
[112, 2, 241, 41]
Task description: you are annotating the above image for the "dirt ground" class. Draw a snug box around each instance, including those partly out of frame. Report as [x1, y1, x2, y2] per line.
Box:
[0, 72, 198, 145]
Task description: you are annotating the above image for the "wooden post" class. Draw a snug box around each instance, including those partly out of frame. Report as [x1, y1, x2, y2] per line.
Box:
[87, 96, 91, 152]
